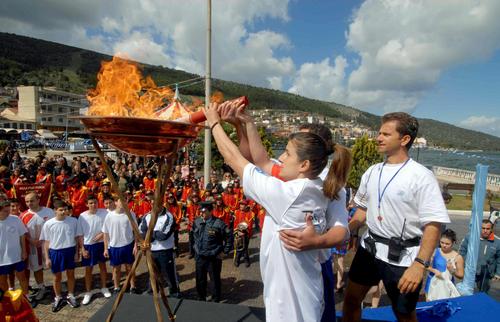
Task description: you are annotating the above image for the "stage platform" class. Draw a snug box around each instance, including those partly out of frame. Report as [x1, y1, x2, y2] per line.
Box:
[88, 294, 266, 322]
[337, 293, 500, 322]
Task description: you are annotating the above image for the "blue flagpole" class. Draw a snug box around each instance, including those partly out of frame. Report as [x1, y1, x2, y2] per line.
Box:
[457, 164, 489, 295]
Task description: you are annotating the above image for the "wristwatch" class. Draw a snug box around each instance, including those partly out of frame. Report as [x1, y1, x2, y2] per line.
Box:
[414, 257, 430, 268]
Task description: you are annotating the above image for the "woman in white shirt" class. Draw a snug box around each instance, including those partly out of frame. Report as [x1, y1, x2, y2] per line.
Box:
[204, 103, 331, 322]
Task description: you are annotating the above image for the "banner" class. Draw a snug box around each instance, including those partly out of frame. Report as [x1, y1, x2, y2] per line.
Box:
[13, 182, 53, 211]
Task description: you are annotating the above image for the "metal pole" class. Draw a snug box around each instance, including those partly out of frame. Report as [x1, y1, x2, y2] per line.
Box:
[203, 0, 212, 188]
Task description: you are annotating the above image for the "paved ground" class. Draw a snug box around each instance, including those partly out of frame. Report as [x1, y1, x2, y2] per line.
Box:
[28, 214, 499, 321]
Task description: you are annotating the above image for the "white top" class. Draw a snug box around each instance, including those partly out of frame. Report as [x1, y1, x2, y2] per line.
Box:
[354, 159, 450, 267]
[102, 210, 136, 248]
[0, 215, 28, 265]
[243, 163, 328, 322]
[22, 207, 55, 239]
[319, 188, 349, 262]
[77, 209, 108, 245]
[40, 216, 80, 250]
[143, 211, 175, 251]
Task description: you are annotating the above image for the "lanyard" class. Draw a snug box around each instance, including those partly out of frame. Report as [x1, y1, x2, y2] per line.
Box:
[377, 158, 410, 212]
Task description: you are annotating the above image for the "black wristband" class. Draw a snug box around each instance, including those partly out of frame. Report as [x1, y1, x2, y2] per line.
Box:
[210, 121, 220, 131]
[414, 257, 430, 268]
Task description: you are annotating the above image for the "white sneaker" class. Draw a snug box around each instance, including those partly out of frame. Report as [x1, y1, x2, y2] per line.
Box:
[82, 292, 92, 305]
[101, 288, 112, 298]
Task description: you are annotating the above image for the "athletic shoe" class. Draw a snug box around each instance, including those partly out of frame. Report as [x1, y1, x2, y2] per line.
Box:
[112, 287, 121, 295]
[35, 285, 46, 301]
[82, 292, 92, 305]
[52, 297, 63, 312]
[66, 295, 80, 308]
[101, 288, 112, 298]
[129, 287, 141, 294]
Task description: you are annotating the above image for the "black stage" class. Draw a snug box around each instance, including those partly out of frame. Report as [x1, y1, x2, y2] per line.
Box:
[89, 294, 266, 322]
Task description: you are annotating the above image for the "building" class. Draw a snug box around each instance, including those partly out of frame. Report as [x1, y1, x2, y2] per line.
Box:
[0, 86, 87, 132]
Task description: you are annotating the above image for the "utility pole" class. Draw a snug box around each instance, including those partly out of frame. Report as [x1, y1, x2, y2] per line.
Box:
[203, 0, 212, 188]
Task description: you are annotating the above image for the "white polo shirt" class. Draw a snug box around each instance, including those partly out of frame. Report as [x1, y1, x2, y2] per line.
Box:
[40, 216, 80, 250]
[77, 209, 108, 245]
[0, 215, 28, 266]
[354, 159, 450, 267]
[102, 210, 136, 248]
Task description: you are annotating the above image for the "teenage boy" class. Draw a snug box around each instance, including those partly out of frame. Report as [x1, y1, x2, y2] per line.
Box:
[0, 200, 29, 294]
[77, 195, 111, 305]
[40, 200, 81, 312]
[7, 199, 21, 290]
[102, 198, 139, 294]
[20, 192, 55, 302]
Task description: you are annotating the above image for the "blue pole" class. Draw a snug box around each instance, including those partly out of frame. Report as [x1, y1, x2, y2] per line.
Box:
[457, 164, 489, 295]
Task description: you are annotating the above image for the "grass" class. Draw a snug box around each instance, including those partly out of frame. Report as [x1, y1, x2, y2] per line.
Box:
[446, 194, 500, 211]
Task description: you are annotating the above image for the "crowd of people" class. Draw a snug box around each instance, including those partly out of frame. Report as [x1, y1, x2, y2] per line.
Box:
[1, 101, 499, 321]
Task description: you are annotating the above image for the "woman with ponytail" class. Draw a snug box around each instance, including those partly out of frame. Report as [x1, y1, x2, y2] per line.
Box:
[217, 102, 351, 322]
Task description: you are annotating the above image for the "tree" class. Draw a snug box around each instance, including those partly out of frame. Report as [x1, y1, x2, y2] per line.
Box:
[347, 135, 383, 189]
[258, 126, 274, 158]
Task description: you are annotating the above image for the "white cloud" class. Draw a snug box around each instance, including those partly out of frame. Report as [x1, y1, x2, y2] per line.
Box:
[459, 115, 500, 137]
[288, 56, 347, 102]
[343, 0, 500, 113]
[113, 31, 172, 67]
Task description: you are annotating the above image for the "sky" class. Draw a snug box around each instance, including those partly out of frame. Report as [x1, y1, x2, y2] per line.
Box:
[1, 0, 500, 137]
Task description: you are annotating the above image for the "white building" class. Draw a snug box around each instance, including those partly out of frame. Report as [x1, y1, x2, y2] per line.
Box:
[0, 86, 87, 131]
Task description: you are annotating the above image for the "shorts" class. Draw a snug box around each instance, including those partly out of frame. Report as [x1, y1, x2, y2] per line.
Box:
[109, 242, 135, 266]
[82, 242, 106, 267]
[49, 247, 76, 274]
[27, 246, 44, 271]
[348, 246, 422, 315]
[0, 261, 26, 275]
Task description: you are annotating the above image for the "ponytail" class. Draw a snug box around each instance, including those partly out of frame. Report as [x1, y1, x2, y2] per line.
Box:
[323, 144, 352, 200]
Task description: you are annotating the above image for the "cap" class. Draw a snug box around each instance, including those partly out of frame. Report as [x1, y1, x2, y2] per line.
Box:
[199, 201, 214, 212]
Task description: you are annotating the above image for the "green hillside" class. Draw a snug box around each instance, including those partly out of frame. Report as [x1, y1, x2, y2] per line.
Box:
[1, 32, 499, 151]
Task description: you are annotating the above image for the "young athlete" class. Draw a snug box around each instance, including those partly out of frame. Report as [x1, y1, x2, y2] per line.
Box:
[102, 198, 139, 294]
[0, 200, 29, 294]
[40, 199, 81, 311]
[77, 195, 111, 305]
[205, 102, 332, 322]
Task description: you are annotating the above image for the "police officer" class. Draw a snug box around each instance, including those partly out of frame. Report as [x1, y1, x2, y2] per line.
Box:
[192, 201, 232, 302]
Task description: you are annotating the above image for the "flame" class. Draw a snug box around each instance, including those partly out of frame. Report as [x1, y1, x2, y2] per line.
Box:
[87, 56, 174, 118]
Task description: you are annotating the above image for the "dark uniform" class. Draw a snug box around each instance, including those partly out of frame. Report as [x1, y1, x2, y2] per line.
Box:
[192, 202, 232, 302]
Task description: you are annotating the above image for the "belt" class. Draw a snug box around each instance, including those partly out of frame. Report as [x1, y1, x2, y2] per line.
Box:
[368, 230, 421, 247]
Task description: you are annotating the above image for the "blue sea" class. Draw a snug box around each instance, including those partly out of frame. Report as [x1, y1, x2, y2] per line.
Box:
[409, 148, 500, 175]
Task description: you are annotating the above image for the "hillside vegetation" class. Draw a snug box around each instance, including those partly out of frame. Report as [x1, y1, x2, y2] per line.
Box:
[1, 32, 499, 151]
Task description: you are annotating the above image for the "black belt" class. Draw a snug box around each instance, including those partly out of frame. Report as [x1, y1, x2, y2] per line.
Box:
[368, 230, 421, 247]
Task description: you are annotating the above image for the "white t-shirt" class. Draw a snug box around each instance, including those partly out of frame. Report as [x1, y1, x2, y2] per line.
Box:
[318, 188, 349, 262]
[77, 209, 108, 245]
[22, 207, 55, 240]
[0, 215, 28, 265]
[102, 210, 136, 248]
[143, 210, 175, 251]
[243, 163, 328, 322]
[40, 216, 80, 250]
[354, 159, 450, 267]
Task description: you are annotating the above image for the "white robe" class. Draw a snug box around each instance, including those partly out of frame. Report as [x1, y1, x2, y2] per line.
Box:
[243, 164, 328, 322]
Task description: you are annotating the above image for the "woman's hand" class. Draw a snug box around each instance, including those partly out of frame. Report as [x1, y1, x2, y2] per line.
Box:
[218, 100, 244, 125]
[203, 102, 221, 127]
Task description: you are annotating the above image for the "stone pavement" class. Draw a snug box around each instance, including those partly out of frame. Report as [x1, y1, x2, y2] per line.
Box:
[28, 215, 500, 321]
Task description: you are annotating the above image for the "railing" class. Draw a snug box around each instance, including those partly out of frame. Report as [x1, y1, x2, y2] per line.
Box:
[433, 166, 500, 191]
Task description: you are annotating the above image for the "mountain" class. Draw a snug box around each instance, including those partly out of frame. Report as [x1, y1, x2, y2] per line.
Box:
[1, 32, 499, 151]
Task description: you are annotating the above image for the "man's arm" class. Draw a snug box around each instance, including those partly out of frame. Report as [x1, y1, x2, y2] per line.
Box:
[398, 222, 441, 294]
[44, 240, 51, 268]
[20, 235, 27, 261]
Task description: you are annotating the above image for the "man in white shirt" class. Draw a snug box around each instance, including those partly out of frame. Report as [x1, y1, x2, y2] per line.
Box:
[19, 192, 55, 302]
[77, 195, 111, 305]
[0, 200, 28, 294]
[344, 113, 450, 322]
